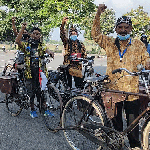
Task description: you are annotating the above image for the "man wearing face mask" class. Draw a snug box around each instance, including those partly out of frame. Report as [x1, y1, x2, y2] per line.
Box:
[60, 17, 87, 89]
[16, 23, 54, 118]
[91, 4, 150, 149]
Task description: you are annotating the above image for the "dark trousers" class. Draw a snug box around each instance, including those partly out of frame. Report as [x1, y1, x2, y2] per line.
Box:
[26, 79, 41, 105]
[66, 68, 84, 89]
[112, 100, 140, 148]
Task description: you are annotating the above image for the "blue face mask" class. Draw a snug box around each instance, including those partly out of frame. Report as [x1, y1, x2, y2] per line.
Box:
[117, 34, 130, 40]
[70, 35, 77, 41]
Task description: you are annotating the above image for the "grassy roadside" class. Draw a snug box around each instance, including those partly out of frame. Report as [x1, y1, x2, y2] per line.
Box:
[0, 43, 106, 55]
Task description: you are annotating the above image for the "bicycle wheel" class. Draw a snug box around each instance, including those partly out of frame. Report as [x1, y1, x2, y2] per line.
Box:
[5, 80, 30, 116]
[142, 119, 150, 150]
[62, 95, 108, 150]
[43, 83, 63, 132]
[5, 93, 23, 116]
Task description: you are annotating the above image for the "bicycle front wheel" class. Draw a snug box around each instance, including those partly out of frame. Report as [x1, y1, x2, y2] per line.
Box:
[43, 83, 63, 132]
[5, 94, 23, 117]
[62, 95, 107, 150]
[142, 119, 150, 150]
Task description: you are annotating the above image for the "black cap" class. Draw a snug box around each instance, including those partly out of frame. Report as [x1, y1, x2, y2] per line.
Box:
[116, 16, 132, 27]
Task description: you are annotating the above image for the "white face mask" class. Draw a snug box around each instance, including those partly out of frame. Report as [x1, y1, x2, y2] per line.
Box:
[70, 35, 77, 41]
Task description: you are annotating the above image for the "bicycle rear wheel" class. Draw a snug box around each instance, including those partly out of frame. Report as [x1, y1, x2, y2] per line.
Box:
[5, 93, 23, 116]
[142, 119, 150, 150]
[62, 95, 108, 150]
[43, 83, 63, 132]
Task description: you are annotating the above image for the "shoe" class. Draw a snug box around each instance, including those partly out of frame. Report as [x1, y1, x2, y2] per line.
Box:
[44, 110, 54, 117]
[30, 110, 38, 118]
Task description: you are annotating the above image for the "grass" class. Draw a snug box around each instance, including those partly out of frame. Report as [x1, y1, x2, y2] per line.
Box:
[0, 43, 106, 55]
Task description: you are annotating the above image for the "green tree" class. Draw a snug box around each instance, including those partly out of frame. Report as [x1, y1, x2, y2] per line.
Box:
[0, 0, 96, 41]
[83, 8, 116, 40]
[124, 6, 150, 38]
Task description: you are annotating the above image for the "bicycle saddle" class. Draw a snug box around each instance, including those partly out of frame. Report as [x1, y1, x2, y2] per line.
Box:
[86, 75, 109, 83]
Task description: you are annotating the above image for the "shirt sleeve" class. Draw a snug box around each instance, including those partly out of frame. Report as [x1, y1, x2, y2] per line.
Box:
[81, 43, 87, 58]
[139, 41, 150, 67]
[60, 23, 68, 48]
[91, 14, 114, 52]
[18, 41, 30, 55]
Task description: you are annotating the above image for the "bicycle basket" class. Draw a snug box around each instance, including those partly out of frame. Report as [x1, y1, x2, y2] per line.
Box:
[0, 76, 16, 94]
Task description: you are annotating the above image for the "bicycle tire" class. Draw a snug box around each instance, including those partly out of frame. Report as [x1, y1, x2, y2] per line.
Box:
[142, 119, 150, 150]
[42, 83, 63, 132]
[62, 95, 108, 150]
[5, 93, 23, 117]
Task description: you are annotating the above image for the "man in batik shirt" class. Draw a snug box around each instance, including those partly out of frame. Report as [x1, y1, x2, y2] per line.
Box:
[60, 17, 87, 89]
[91, 4, 149, 149]
[16, 23, 54, 118]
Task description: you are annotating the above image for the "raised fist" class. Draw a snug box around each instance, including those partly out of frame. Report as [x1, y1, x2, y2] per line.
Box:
[12, 17, 16, 23]
[97, 4, 107, 15]
[22, 22, 27, 29]
[62, 17, 69, 24]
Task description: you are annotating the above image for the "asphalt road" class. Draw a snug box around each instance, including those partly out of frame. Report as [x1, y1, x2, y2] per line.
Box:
[0, 50, 107, 150]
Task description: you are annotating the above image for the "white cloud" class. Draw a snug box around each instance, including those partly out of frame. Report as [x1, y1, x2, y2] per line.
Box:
[94, 0, 150, 18]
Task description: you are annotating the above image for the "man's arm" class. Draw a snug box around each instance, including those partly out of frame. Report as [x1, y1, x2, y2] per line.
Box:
[81, 43, 87, 58]
[12, 17, 18, 37]
[15, 23, 27, 50]
[60, 17, 68, 46]
[91, 4, 112, 50]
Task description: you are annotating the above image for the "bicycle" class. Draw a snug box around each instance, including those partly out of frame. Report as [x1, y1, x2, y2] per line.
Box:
[48, 55, 95, 106]
[0, 52, 63, 132]
[61, 67, 150, 150]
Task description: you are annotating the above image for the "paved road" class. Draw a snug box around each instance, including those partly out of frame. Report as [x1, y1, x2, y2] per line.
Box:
[0, 50, 107, 150]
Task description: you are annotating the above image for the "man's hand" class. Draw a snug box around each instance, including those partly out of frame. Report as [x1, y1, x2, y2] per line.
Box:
[49, 51, 54, 59]
[97, 4, 107, 16]
[12, 17, 16, 24]
[21, 22, 27, 30]
[45, 49, 54, 59]
[62, 17, 68, 25]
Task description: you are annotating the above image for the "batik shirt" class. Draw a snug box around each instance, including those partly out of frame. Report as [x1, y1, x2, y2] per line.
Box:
[18, 41, 48, 79]
[60, 24, 87, 78]
[91, 14, 149, 101]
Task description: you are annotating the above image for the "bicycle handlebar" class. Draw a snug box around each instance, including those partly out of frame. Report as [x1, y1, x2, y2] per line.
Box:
[112, 68, 150, 76]
[69, 56, 95, 63]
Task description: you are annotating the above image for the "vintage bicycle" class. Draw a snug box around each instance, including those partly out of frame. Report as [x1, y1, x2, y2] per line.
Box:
[48, 55, 95, 106]
[0, 51, 62, 132]
[60, 67, 150, 150]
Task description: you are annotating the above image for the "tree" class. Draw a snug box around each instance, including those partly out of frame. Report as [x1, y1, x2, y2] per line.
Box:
[123, 6, 150, 39]
[0, 0, 97, 41]
[82, 8, 116, 40]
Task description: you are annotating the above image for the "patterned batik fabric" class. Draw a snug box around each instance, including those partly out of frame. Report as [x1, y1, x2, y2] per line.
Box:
[18, 41, 48, 79]
[91, 14, 149, 101]
[60, 23, 87, 78]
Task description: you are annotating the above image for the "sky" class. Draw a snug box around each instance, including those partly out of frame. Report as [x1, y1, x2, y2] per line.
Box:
[94, 0, 150, 19]
[51, 0, 150, 41]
